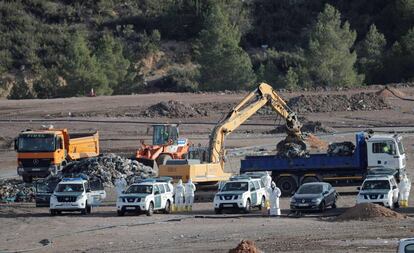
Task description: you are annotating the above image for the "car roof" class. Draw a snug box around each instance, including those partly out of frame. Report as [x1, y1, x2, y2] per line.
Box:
[400, 238, 414, 242]
[131, 182, 165, 186]
[364, 175, 392, 181]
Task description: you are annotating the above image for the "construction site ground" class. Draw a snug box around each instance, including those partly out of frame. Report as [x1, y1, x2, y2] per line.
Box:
[1, 85, 414, 252]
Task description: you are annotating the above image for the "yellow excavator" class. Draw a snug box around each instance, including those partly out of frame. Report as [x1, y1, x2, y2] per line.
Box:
[159, 82, 311, 183]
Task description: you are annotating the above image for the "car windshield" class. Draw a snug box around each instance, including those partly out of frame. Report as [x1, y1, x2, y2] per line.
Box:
[362, 180, 390, 190]
[56, 183, 84, 192]
[18, 134, 55, 152]
[36, 180, 59, 193]
[297, 184, 323, 194]
[221, 182, 248, 192]
[126, 185, 153, 194]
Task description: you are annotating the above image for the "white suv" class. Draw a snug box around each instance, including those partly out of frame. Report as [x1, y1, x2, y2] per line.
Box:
[117, 179, 173, 216]
[50, 177, 106, 215]
[214, 175, 266, 214]
[356, 175, 399, 209]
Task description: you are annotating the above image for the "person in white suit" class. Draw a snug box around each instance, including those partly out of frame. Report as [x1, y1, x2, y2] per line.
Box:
[268, 181, 281, 216]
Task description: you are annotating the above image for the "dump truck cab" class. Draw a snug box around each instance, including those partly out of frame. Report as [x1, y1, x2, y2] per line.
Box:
[366, 134, 406, 170]
[15, 127, 99, 182]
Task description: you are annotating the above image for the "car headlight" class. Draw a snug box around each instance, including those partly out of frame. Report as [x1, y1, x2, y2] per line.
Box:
[311, 198, 322, 203]
[237, 194, 243, 200]
[50, 195, 57, 201]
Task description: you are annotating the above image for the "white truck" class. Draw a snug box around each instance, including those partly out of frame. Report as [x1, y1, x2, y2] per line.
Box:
[49, 177, 106, 215]
[356, 174, 400, 209]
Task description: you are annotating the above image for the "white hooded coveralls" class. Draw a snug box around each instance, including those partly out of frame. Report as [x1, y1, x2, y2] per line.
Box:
[184, 179, 196, 206]
[173, 180, 185, 207]
[268, 182, 281, 216]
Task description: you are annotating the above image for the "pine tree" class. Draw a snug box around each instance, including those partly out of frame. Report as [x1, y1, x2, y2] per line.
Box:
[357, 24, 386, 84]
[95, 33, 130, 90]
[386, 28, 414, 82]
[63, 32, 110, 96]
[305, 4, 363, 87]
[197, 3, 255, 91]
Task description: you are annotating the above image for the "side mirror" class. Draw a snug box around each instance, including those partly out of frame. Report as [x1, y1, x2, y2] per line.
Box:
[86, 189, 91, 193]
[357, 187, 361, 191]
[323, 191, 329, 195]
[392, 186, 397, 190]
[60, 139, 64, 150]
[14, 138, 18, 150]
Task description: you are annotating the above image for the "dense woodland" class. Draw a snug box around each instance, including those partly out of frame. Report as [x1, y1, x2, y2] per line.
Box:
[0, 0, 414, 99]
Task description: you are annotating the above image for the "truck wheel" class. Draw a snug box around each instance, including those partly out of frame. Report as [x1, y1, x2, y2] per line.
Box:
[277, 177, 297, 196]
[146, 202, 154, 216]
[244, 199, 251, 213]
[301, 176, 319, 185]
[22, 175, 32, 183]
[156, 154, 172, 167]
[258, 196, 265, 210]
[164, 200, 171, 214]
[117, 210, 125, 216]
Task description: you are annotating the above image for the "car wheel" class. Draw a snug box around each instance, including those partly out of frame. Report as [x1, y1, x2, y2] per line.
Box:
[146, 202, 154, 216]
[50, 209, 56, 216]
[244, 199, 251, 213]
[164, 200, 171, 214]
[258, 196, 265, 210]
[86, 204, 92, 214]
[214, 208, 222, 214]
[117, 210, 125, 216]
[319, 201, 326, 212]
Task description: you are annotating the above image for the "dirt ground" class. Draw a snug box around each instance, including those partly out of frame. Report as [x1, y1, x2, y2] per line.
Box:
[2, 85, 414, 252]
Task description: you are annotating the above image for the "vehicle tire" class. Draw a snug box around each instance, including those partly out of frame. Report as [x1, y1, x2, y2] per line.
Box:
[50, 209, 56, 216]
[86, 204, 92, 214]
[244, 199, 251, 213]
[319, 201, 326, 212]
[81, 203, 87, 215]
[156, 154, 172, 167]
[214, 208, 222, 214]
[117, 210, 125, 216]
[258, 196, 265, 210]
[301, 176, 319, 185]
[164, 200, 171, 214]
[276, 176, 297, 196]
[332, 201, 337, 209]
[146, 202, 154, 216]
[22, 175, 32, 183]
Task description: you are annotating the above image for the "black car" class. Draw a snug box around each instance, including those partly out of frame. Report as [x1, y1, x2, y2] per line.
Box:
[290, 182, 337, 212]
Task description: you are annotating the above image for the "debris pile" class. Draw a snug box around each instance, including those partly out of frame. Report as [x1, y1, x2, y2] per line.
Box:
[288, 92, 389, 113]
[63, 154, 157, 187]
[377, 86, 407, 99]
[335, 203, 406, 221]
[0, 136, 13, 149]
[328, 142, 355, 156]
[0, 178, 35, 202]
[142, 100, 208, 118]
[229, 240, 260, 253]
[276, 141, 308, 159]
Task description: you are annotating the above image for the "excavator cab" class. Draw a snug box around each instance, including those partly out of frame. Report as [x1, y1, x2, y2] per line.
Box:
[152, 124, 179, 145]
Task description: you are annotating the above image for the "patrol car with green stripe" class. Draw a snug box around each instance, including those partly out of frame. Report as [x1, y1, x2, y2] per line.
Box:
[214, 175, 267, 214]
[116, 178, 173, 216]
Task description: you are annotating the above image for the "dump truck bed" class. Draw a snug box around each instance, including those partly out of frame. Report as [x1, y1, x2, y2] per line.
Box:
[67, 132, 99, 160]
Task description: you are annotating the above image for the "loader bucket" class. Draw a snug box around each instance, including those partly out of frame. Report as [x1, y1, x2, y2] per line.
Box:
[137, 157, 158, 170]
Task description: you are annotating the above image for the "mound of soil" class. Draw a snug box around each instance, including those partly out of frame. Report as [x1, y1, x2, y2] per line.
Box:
[335, 203, 406, 221]
[229, 240, 260, 253]
[0, 136, 13, 149]
[377, 87, 407, 99]
[142, 100, 208, 118]
[288, 92, 389, 113]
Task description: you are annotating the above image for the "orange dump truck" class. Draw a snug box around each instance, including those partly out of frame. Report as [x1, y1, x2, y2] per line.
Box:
[15, 128, 99, 182]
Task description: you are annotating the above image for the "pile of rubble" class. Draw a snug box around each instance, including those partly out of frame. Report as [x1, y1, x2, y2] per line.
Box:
[0, 136, 13, 149]
[288, 92, 389, 113]
[335, 203, 406, 221]
[0, 178, 35, 202]
[328, 142, 355, 156]
[63, 153, 157, 187]
[229, 240, 261, 253]
[142, 100, 208, 118]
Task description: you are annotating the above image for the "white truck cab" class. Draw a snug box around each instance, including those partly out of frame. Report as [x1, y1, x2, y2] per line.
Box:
[50, 177, 106, 215]
[116, 179, 173, 216]
[214, 175, 267, 214]
[356, 175, 399, 209]
[367, 134, 406, 171]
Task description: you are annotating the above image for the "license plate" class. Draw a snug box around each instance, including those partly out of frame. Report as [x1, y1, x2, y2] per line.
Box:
[223, 204, 233, 207]
[298, 203, 309, 207]
[126, 207, 136, 210]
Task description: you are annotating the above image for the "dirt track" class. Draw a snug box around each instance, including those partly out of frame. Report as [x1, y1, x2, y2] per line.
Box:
[2, 85, 414, 252]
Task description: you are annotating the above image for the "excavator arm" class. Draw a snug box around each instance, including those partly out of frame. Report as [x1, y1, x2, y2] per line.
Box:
[208, 82, 303, 165]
